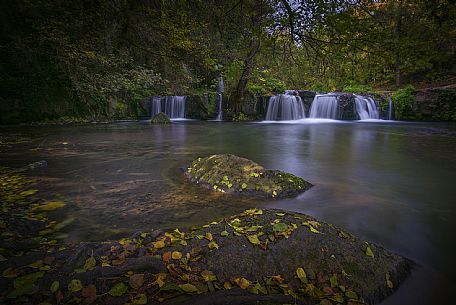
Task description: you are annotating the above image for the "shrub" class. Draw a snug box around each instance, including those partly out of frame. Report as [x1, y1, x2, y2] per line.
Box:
[392, 85, 415, 120]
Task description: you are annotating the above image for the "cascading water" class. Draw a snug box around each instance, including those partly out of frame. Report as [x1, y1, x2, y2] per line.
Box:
[309, 94, 339, 119]
[215, 74, 224, 121]
[164, 96, 186, 118]
[150, 96, 186, 118]
[388, 96, 393, 120]
[354, 95, 379, 120]
[265, 94, 305, 120]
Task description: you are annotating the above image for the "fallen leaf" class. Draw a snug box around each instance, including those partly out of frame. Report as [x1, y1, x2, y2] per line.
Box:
[220, 230, 229, 237]
[365, 246, 374, 258]
[179, 283, 199, 293]
[108, 282, 128, 296]
[81, 284, 97, 298]
[153, 240, 165, 249]
[132, 293, 147, 305]
[14, 272, 44, 288]
[296, 267, 307, 284]
[234, 277, 250, 289]
[270, 275, 285, 284]
[205, 232, 213, 241]
[272, 223, 287, 232]
[208, 240, 219, 250]
[129, 274, 144, 290]
[162, 252, 172, 262]
[171, 251, 182, 260]
[201, 270, 217, 282]
[241, 183, 247, 189]
[246, 234, 261, 245]
[50, 281, 59, 293]
[223, 281, 233, 289]
[330, 274, 338, 288]
[68, 279, 83, 292]
[84, 256, 96, 271]
[154, 273, 166, 287]
[386, 273, 394, 289]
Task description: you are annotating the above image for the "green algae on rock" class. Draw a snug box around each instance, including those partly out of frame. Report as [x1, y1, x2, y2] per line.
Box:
[150, 112, 171, 124]
[185, 154, 312, 198]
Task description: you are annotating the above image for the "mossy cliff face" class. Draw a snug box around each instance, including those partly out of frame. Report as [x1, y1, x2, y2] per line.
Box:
[185, 154, 312, 198]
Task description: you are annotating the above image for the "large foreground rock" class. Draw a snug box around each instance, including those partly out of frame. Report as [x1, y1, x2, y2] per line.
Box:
[185, 154, 312, 198]
[0, 209, 412, 305]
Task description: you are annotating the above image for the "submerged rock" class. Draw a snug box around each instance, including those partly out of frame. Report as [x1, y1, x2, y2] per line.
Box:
[150, 112, 171, 124]
[185, 154, 312, 198]
[0, 209, 412, 305]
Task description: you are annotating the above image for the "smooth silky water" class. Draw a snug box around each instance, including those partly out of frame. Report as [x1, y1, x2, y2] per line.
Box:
[1, 120, 456, 304]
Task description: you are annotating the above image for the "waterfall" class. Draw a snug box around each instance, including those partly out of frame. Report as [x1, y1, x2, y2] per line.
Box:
[150, 96, 186, 119]
[309, 94, 339, 119]
[354, 95, 379, 120]
[265, 94, 306, 120]
[215, 74, 224, 121]
[164, 96, 186, 118]
[150, 96, 162, 116]
[388, 96, 393, 120]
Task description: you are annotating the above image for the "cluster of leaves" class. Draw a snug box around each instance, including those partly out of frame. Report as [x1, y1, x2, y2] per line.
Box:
[232, 112, 251, 122]
[392, 85, 416, 120]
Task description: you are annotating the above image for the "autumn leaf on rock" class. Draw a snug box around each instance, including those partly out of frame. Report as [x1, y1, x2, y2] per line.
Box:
[179, 283, 199, 293]
[246, 234, 261, 245]
[233, 277, 250, 289]
[296, 267, 307, 284]
[108, 282, 128, 296]
[152, 240, 165, 249]
[171, 251, 182, 260]
[365, 245, 374, 258]
[84, 256, 96, 271]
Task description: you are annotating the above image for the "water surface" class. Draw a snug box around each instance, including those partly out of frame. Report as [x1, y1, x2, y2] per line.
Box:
[1, 120, 455, 303]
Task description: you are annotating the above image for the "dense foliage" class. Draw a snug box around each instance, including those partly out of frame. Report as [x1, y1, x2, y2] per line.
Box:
[0, 0, 454, 123]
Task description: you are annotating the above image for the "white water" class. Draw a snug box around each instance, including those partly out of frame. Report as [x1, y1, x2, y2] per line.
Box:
[215, 74, 224, 121]
[309, 94, 339, 119]
[354, 95, 379, 120]
[164, 96, 186, 118]
[150, 96, 162, 116]
[388, 96, 393, 120]
[265, 94, 305, 120]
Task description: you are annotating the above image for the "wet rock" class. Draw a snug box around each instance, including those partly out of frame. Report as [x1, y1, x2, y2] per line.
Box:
[150, 112, 171, 124]
[185, 154, 312, 198]
[0, 209, 412, 305]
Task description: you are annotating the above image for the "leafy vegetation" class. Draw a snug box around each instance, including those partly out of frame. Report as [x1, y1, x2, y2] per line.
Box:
[0, 0, 454, 123]
[392, 85, 415, 120]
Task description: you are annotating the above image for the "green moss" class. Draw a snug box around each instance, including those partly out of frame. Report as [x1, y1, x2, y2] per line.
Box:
[186, 154, 312, 198]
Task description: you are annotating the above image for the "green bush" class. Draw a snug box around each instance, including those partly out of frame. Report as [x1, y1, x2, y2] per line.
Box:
[392, 85, 415, 120]
[232, 112, 250, 121]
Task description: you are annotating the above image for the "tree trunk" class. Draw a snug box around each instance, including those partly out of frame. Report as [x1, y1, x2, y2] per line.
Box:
[395, 0, 403, 88]
[233, 39, 260, 113]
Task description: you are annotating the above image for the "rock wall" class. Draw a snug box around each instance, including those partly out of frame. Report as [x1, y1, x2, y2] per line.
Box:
[412, 87, 456, 121]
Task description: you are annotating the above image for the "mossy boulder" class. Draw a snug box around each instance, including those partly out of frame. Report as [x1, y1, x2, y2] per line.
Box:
[0, 209, 411, 304]
[150, 112, 171, 124]
[185, 154, 312, 198]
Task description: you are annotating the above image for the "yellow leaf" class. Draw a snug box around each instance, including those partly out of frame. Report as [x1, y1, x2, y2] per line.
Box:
[84, 256, 96, 271]
[152, 240, 165, 249]
[208, 241, 219, 250]
[205, 232, 213, 241]
[171, 251, 182, 260]
[246, 235, 261, 245]
[366, 246, 374, 258]
[154, 273, 166, 288]
[179, 283, 198, 293]
[296, 267, 307, 283]
[234, 277, 250, 289]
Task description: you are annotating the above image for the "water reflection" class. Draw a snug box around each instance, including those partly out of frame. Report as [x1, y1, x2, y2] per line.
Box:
[1, 121, 456, 289]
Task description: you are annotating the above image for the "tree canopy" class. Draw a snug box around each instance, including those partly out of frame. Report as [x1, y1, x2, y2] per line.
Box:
[0, 0, 454, 123]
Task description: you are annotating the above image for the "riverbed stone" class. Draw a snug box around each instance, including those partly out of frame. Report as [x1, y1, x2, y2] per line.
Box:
[0, 208, 412, 305]
[150, 112, 171, 124]
[185, 154, 312, 198]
